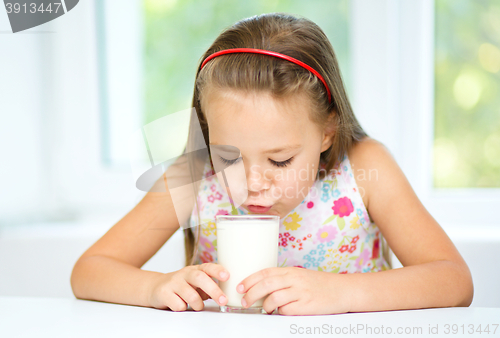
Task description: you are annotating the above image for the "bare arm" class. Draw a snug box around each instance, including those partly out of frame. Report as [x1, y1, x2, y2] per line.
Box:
[70, 153, 230, 311]
[346, 138, 473, 312]
[70, 186, 181, 307]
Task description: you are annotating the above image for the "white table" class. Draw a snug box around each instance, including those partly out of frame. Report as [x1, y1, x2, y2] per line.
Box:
[1, 297, 499, 337]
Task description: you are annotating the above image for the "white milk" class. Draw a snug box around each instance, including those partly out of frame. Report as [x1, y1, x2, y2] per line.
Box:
[216, 216, 279, 308]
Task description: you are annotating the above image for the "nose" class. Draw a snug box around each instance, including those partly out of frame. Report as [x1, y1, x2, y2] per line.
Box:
[246, 163, 271, 193]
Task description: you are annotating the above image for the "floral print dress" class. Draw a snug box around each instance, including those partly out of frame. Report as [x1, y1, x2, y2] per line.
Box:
[188, 154, 391, 273]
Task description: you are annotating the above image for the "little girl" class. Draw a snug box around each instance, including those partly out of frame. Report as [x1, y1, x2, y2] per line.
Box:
[71, 13, 473, 315]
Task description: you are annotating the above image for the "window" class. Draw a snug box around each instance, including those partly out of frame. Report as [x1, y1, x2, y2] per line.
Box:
[0, 0, 145, 226]
[434, 0, 500, 188]
[350, 0, 499, 227]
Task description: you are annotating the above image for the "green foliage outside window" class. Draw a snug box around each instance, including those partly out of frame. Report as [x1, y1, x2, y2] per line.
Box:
[434, 0, 500, 188]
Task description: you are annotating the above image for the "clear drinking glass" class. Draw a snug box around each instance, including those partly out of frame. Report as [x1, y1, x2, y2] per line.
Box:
[216, 215, 280, 314]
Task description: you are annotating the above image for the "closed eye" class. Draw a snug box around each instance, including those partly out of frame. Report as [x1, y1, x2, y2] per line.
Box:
[219, 156, 294, 167]
[269, 157, 294, 168]
[218, 156, 242, 165]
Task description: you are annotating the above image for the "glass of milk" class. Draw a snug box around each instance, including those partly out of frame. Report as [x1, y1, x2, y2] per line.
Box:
[216, 215, 280, 314]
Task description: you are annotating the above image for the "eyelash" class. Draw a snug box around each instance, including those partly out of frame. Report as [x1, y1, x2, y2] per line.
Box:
[270, 157, 294, 168]
[218, 156, 242, 166]
[218, 156, 294, 168]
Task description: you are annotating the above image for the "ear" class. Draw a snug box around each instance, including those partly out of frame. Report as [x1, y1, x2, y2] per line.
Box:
[320, 112, 336, 152]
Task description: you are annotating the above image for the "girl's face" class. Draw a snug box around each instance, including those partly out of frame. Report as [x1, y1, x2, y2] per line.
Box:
[202, 88, 334, 218]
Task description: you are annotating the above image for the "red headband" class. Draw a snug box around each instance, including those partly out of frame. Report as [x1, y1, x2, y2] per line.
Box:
[200, 48, 332, 104]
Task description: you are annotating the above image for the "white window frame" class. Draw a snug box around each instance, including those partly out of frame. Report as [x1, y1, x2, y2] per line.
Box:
[40, 0, 145, 221]
[351, 0, 500, 228]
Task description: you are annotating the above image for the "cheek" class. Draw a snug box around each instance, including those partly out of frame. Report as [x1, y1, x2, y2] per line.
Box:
[272, 164, 317, 204]
[215, 162, 248, 207]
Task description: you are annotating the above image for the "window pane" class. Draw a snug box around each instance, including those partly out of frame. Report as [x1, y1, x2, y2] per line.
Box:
[434, 0, 500, 188]
[143, 0, 351, 125]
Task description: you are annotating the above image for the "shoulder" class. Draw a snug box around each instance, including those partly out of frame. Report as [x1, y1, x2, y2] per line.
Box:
[348, 136, 394, 168]
[347, 140, 471, 274]
[347, 136, 399, 211]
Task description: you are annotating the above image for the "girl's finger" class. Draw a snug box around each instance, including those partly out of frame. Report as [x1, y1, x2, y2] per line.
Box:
[277, 300, 303, 316]
[237, 267, 285, 294]
[261, 287, 296, 314]
[197, 263, 230, 282]
[166, 293, 189, 312]
[185, 269, 227, 306]
[241, 275, 290, 309]
[176, 283, 205, 311]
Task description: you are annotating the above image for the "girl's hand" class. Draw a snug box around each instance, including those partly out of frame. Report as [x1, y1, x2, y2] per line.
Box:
[148, 263, 229, 311]
[237, 267, 351, 315]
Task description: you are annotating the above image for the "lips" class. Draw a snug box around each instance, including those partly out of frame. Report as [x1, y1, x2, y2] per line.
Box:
[246, 204, 272, 213]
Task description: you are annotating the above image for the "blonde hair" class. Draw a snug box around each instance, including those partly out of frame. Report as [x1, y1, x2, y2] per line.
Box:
[183, 12, 392, 270]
